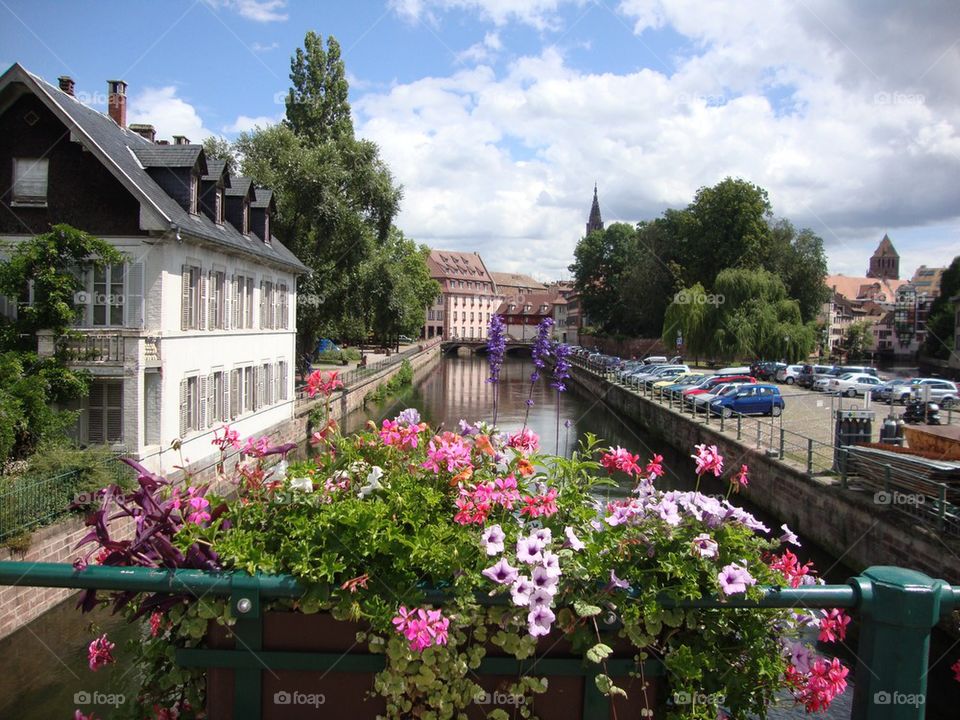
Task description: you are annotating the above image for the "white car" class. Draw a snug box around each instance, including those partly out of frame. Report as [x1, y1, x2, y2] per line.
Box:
[776, 365, 804, 385]
[909, 378, 959, 407]
[828, 373, 883, 398]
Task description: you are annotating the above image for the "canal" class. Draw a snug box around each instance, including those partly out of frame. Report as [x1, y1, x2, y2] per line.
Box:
[0, 354, 954, 718]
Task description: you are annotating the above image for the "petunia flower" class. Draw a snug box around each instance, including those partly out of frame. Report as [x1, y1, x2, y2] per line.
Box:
[563, 526, 585, 551]
[511, 575, 535, 606]
[482, 557, 519, 585]
[527, 606, 556, 637]
[516, 536, 545, 564]
[717, 563, 756, 595]
[531, 565, 559, 592]
[779, 523, 801, 546]
[290, 476, 314, 493]
[480, 524, 506, 556]
[528, 586, 555, 608]
[691, 533, 718, 559]
[607, 569, 632, 592]
[540, 551, 562, 578]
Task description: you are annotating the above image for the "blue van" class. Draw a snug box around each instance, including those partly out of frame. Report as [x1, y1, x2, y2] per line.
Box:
[709, 383, 784, 418]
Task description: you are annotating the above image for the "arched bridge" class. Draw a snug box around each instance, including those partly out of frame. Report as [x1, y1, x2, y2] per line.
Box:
[440, 339, 534, 355]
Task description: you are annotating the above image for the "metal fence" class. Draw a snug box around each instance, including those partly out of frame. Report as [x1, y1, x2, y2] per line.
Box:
[0, 450, 134, 542]
[570, 356, 960, 537]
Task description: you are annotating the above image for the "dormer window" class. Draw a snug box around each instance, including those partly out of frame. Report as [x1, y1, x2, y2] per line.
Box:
[215, 188, 224, 224]
[189, 174, 199, 214]
[242, 201, 250, 235]
[263, 213, 270, 243]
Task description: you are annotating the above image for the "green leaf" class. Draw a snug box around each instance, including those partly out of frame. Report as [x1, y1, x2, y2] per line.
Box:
[595, 673, 628, 697]
[586, 643, 613, 664]
[573, 600, 602, 618]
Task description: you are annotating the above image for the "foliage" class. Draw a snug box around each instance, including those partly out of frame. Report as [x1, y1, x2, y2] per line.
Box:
[842, 320, 873, 362]
[199, 136, 237, 167]
[664, 269, 817, 362]
[921, 255, 960, 360]
[568, 223, 638, 333]
[313, 347, 361, 365]
[366, 359, 414, 404]
[77, 415, 850, 719]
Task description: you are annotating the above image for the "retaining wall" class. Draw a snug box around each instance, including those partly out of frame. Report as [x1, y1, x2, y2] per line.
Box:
[568, 365, 960, 585]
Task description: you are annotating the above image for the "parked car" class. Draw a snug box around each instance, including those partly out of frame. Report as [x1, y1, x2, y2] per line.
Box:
[662, 374, 711, 397]
[710, 383, 785, 417]
[797, 364, 833, 389]
[715, 366, 752, 377]
[871, 378, 915, 403]
[811, 366, 844, 391]
[642, 355, 668, 364]
[652, 372, 706, 391]
[683, 374, 757, 401]
[828, 373, 884, 397]
[908, 378, 959, 407]
[692, 382, 747, 408]
[398, 335, 414, 344]
[640, 365, 690, 388]
[776, 365, 804, 384]
[836, 365, 879, 378]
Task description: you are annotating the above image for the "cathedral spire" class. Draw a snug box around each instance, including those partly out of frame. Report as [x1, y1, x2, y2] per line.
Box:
[586, 183, 603, 235]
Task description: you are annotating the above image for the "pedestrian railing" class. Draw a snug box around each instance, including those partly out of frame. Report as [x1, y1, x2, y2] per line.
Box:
[0, 561, 955, 720]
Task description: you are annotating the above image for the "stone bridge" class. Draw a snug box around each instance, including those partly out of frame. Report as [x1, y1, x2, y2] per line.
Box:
[440, 339, 533, 355]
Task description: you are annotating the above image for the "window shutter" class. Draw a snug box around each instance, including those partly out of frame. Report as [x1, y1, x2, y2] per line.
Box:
[224, 274, 232, 330]
[230, 369, 240, 418]
[221, 372, 230, 421]
[181, 265, 191, 330]
[13, 158, 48, 201]
[279, 360, 288, 400]
[207, 372, 216, 426]
[179, 378, 188, 437]
[256, 365, 263, 410]
[87, 381, 105, 444]
[259, 281, 265, 329]
[199, 271, 208, 331]
[199, 375, 208, 430]
[106, 381, 123, 444]
[126, 261, 144, 329]
[265, 364, 273, 405]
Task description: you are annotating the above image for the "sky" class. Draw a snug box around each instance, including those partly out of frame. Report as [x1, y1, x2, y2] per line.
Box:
[2, 0, 959, 280]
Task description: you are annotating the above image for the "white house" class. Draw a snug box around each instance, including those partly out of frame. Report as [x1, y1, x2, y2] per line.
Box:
[0, 64, 308, 473]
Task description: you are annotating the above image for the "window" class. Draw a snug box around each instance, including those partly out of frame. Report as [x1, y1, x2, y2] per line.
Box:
[181, 265, 201, 330]
[260, 280, 275, 329]
[89, 263, 125, 327]
[210, 271, 226, 329]
[276, 282, 288, 329]
[230, 368, 241, 419]
[215, 189, 224, 224]
[278, 360, 288, 401]
[189, 174, 199, 214]
[12, 158, 48, 205]
[208, 370, 226, 423]
[87, 379, 122, 444]
[244, 366, 254, 412]
[179, 375, 199, 437]
[262, 363, 273, 406]
[264, 214, 271, 243]
[245, 277, 254, 327]
[242, 201, 250, 235]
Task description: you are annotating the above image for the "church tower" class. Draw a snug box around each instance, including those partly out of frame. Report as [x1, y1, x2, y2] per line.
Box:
[866, 233, 900, 280]
[586, 184, 604, 235]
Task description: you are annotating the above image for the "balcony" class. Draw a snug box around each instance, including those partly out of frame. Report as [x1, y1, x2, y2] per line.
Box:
[58, 332, 123, 363]
[36, 329, 160, 366]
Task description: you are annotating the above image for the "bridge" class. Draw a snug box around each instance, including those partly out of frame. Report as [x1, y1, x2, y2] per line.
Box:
[440, 338, 534, 355]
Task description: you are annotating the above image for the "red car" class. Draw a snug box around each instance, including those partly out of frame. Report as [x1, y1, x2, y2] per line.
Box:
[682, 375, 757, 398]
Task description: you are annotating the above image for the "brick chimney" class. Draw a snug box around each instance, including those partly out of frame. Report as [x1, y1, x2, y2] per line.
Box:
[58, 76, 75, 96]
[107, 79, 127, 127]
[129, 123, 156, 142]
[172, 135, 190, 145]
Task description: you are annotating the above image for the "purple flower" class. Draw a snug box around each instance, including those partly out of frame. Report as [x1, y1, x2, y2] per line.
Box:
[530, 527, 552, 545]
[717, 563, 756, 595]
[511, 575, 535, 606]
[529, 586, 555, 608]
[779, 523, 801, 547]
[786, 640, 814, 674]
[457, 419, 479, 436]
[655, 498, 681, 526]
[396, 408, 421, 426]
[540, 551, 562, 578]
[531, 318, 554, 375]
[525, 399, 534, 407]
[563, 419, 572, 428]
[528, 605, 556, 637]
[551, 342, 571, 393]
[480, 524, 506, 556]
[563, 526, 585, 551]
[486, 314, 507, 385]
[531, 564, 559, 592]
[516, 535, 544, 564]
[482, 557, 519, 585]
[691, 533, 718, 558]
[606, 569, 632, 592]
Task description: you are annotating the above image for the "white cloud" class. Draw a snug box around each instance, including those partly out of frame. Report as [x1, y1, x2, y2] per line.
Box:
[223, 114, 281, 133]
[206, 0, 288, 23]
[355, 0, 960, 277]
[456, 31, 503, 64]
[127, 86, 217, 143]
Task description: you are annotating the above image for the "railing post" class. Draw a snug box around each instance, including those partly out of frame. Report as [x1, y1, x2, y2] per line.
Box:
[884, 464, 892, 495]
[840, 447, 848, 489]
[806, 439, 813, 476]
[756, 421, 761, 449]
[737, 414, 742, 440]
[778, 428, 785, 460]
[720, 411, 724, 432]
[231, 573, 263, 720]
[938, 485, 947, 531]
[849, 567, 952, 720]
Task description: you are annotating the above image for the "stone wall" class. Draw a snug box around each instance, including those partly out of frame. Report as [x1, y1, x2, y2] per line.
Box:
[568, 365, 960, 585]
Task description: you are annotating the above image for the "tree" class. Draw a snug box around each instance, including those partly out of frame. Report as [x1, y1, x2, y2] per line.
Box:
[764, 220, 830, 323]
[921, 256, 960, 360]
[568, 223, 636, 333]
[617, 218, 685, 337]
[236, 32, 404, 353]
[200, 136, 237, 167]
[842, 320, 873, 362]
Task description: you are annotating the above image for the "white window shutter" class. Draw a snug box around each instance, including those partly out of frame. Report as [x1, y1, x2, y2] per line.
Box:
[221, 372, 230, 421]
[206, 372, 216, 426]
[126, 262, 144, 329]
[280, 360, 288, 400]
[181, 265, 191, 330]
[259, 281, 265, 329]
[199, 271, 208, 331]
[256, 365, 263, 410]
[179, 378, 188, 436]
[230, 369, 240, 418]
[224, 274, 232, 330]
[198, 375, 208, 430]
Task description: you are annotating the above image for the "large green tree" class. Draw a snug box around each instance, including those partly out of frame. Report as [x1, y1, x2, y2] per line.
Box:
[568, 223, 637, 333]
[921, 256, 960, 360]
[236, 31, 404, 353]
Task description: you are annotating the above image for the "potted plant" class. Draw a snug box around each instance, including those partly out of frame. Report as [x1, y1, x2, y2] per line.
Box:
[72, 326, 852, 720]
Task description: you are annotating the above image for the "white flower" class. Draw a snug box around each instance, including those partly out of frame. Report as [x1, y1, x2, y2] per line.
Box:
[481, 524, 506, 556]
[358, 466, 384, 498]
[510, 575, 535, 606]
[531, 564, 559, 592]
[516, 536, 544, 564]
[530, 527, 552, 545]
[290, 477, 313, 493]
[540, 551, 562, 578]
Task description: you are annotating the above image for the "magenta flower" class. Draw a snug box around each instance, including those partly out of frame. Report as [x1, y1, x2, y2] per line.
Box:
[645, 453, 665, 480]
[511, 575, 535, 606]
[392, 605, 416, 633]
[87, 633, 116, 671]
[516, 536, 544, 564]
[692, 444, 724, 477]
[480, 524, 506, 556]
[691, 533, 718, 559]
[421, 432, 472, 474]
[527, 605, 556, 637]
[186, 487, 211, 525]
[818, 609, 851, 643]
[600, 446, 642, 477]
[392, 606, 450, 653]
[717, 563, 756, 595]
[563, 526, 585, 551]
[508, 428, 540, 455]
[730, 464, 749, 493]
[482, 557, 519, 585]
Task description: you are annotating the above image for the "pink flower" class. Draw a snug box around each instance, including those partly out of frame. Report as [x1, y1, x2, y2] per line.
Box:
[74, 712, 99, 720]
[508, 428, 540, 455]
[519, 487, 558, 518]
[564, 526, 585, 551]
[212, 424, 241, 452]
[306, 370, 342, 398]
[422, 432, 472, 474]
[691, 533, 718, 559]
[242, 435, 271, 457]
[392, 606, 449, 652]
[527, 605, 556, 637]
[645, 453, 665, 479]
[511, 575, 535, 606]
[692, 444, 724, 477]
[516, 535, 544, 564]
[483, 557, 520, 585]
[185, 487, 211, 525]
[717, 563, 755, 595]
[480, 524, 506, 555]
[379, 418, 402, 446]
[770, 550, 815, 588]
[150, 611, 163, 638]
[87, 633, 116, 671]
[818, 609, 851, 643]
[600, 446, 642, 477]
[730, 464, 749, 492]
[794, 657, 848, 712]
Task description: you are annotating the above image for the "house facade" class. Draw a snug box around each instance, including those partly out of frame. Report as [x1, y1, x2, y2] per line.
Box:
[423, 250, 502, 341]
[0, 64, 308, 473]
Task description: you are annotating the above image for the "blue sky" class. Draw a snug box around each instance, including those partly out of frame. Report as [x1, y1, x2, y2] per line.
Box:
[3, 0, 958, 280]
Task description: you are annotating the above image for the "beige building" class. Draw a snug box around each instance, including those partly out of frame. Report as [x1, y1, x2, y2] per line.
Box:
[423, 250, 502, 341]
[910, 265, 946, 299]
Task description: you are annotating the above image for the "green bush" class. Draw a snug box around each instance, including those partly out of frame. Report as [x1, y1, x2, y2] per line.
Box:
[314, 348, 361, 365]
[366, 359, 413, 404]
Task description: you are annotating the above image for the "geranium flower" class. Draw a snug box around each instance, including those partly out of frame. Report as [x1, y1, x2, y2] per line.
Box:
[212, 424, 241, 452]
[511, 575, 535, 606]
[769, 550, 815, 588]
[691, 533, 718, 559]
[473, 434, 496, 457]
[645, 453, 665, 479]
[88, 633, 116, 671]
[520, 487, 558, 518]
[564, 526, 585, 551]
[185, 487, 210, 525]
[508, 428, 539, 455]
[149, 611, 163, 638]
[482, 558, 519, 585]
[480, 524, 506, 556]
[527, 606, 556, 637]
[818, 609, 851, 643]
[600, 446, 642, 477]
[306, 369, 342, 398]
[717, 563, 756, 595]
[692, 444, 724, 477]
[730, 464, 749, 492]
[422, 432, 472, 474]
[516, 536, 544, 564]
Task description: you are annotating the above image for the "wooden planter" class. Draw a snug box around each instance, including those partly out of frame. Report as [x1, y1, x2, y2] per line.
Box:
[199, 611, 662, 719]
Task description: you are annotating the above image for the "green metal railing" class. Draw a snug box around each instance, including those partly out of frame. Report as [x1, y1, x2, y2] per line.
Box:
[0, 562, 956, 719]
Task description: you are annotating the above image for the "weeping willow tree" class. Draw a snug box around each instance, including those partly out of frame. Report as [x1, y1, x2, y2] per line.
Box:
[663, 269, 817, 362]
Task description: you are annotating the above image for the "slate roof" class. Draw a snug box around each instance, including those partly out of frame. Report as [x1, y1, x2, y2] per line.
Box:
[202, 158, 229, 183]
[1, 64, 307, 274]
[225, 176, 253, 197]
[251, 188, 273, 208]
[133, 144, 206, 171]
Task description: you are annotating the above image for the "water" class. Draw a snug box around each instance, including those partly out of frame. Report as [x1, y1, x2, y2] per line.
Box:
[1, 354, 954, 718]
